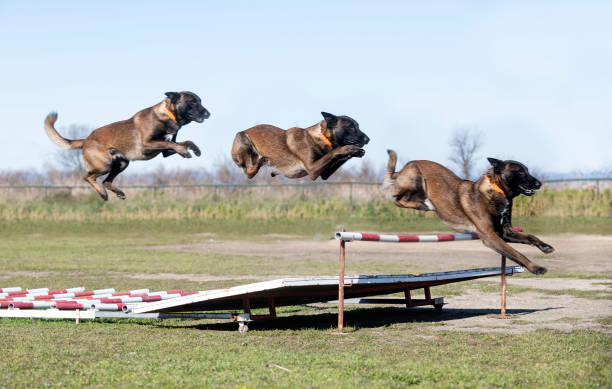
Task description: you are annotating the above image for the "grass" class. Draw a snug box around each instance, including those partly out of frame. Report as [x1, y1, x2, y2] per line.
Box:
[474, 281, 612, 300]
[596, 316, 612, 326]
[0, 318, 609, 388]
[0, 218, 610, 388]
[0, 187, 610, 222]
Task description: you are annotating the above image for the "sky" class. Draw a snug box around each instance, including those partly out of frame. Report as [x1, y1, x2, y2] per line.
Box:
[1, 1, 611, 177]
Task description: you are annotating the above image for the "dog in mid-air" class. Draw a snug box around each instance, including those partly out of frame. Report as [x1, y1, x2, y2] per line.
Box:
[44, 91, 209, 200]
[231, 112, 370, 180]
[384, 150, 554, 274]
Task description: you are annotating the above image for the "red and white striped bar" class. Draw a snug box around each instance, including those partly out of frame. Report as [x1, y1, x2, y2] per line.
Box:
[109, 289, 150, 296]
[48, 287, 85, 295]
[3, 291, 200, 311]
[1, 290, 48, 297]
[27, 288, 49, 294]
[335, 228, 523, 243]
[9, 301, 56, 309]
[335, 231, 478, 242]
[149, 289, 183, 296]
[92, 303, 125, 311]
[0, 290, 192, 304]
[0, 287, 21, 293]
[1, 287, 85, 299]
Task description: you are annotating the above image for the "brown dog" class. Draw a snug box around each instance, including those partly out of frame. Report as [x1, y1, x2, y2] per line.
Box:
[44, 92, 209, 200]
[384, 150, 554, 274]
[231, 112, 370, 180]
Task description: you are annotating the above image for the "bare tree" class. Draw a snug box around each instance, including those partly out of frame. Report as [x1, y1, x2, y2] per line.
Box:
[53, 124, 91, 175]
[449, 127, 483, 180]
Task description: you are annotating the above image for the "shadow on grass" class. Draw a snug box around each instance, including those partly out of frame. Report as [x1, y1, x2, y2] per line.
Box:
[146, 306, 560, 332]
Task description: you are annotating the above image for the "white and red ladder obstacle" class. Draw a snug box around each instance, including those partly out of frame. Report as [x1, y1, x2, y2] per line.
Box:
[334, 230, 519, 333]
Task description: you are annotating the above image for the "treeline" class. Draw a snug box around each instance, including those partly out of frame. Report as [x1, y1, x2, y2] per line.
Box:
[0, 159, 384, 186]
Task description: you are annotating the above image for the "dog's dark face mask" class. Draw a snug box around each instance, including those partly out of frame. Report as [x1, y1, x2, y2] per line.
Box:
[165, 91, 210, 125]
[321, 112, 370, 148]
[488, 158, 542, 196]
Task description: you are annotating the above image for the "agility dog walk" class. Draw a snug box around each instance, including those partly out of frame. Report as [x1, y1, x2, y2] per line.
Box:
[0, 267, 522, 333]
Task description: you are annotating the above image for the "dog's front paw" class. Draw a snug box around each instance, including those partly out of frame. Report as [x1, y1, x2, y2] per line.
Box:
[533, 266, 548, 275]
[183, 141, 201, 157]
[539, 243, 555, 254]
[342, 145, 365, 157]
[353, 148, 365, 158]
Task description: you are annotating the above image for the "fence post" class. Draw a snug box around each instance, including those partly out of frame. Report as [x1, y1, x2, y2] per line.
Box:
[349, 182, 353, 208]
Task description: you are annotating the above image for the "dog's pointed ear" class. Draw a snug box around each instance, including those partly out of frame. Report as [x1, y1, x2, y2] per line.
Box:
[321, 112, 338, 125]
[165, 92, 180, 104]
[487, 157, 505, 173]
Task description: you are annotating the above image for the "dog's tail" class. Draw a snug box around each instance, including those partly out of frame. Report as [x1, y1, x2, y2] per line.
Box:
[44, 112, 85, 149]
[382, 149, 399, 189]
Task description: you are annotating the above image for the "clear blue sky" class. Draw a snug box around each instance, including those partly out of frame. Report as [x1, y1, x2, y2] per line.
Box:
[1, 1, 611, 176]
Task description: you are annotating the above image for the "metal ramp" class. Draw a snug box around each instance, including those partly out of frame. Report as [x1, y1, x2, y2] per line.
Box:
[0, 267, 523, 332]
[129, 266, 523, 331]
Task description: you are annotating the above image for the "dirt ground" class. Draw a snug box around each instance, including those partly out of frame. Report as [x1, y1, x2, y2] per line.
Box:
[148, 233, 612, 275]
[142, 234, 612, 333]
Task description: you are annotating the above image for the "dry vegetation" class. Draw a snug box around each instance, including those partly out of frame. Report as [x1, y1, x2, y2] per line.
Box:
[0, 160, 609, 221]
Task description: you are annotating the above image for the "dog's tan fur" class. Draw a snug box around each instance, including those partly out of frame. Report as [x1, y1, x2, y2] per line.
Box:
[231, 112, 370, 180]
[44, 92, 208, 200]
[384, 150, 553, 274]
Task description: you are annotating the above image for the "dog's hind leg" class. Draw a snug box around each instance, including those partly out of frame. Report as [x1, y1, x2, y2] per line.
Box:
[84, 173, 108, 201]
[103, 150, 130, 200]
[231, 132, 264, 179]
[82, 144, 111, 201]
[391, 163, 431, 211]
[394, 194, 430, 211]
[501, 225, 554, 254]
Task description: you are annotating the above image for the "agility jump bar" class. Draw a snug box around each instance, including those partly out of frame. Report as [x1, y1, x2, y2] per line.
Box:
[0, 287, 197, 311]
[335, 228, 522, 243]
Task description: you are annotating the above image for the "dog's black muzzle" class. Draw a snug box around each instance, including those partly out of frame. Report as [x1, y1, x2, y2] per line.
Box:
[193, 108, 210, 123]
[356, 134, 370, 148]
[347, 132, 370, 148]
[519, 178, 541, 196]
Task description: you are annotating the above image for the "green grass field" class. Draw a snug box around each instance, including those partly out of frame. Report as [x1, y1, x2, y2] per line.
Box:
[1, 217, 610, 388]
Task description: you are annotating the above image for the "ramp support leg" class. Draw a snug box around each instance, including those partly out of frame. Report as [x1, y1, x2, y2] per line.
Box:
[267, 296, 276, 318]
[338, 229, 346, 334]
[500, 255, 507, 317]
[404, 289, 412, 308]
[242, 296, 251, 315]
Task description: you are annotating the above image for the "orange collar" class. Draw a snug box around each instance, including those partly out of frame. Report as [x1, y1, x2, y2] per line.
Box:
[487, 176, 505, 196]
[319, 125, 332, 147]
[165, 106, 177, 122]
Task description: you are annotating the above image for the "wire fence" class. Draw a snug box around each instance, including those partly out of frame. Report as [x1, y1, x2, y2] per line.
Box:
[0, 178, 609, 203]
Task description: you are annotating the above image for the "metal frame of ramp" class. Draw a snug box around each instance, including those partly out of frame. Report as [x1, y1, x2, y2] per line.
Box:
[129, 266, 523, 331]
